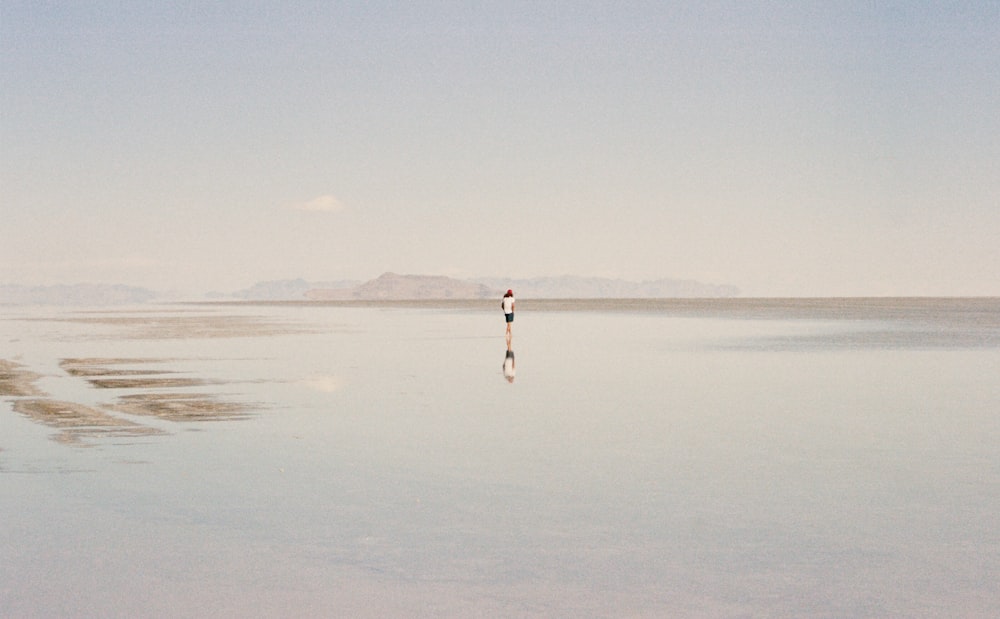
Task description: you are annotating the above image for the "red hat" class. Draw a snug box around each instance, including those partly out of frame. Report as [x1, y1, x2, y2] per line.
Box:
[507, 289, 513, 295]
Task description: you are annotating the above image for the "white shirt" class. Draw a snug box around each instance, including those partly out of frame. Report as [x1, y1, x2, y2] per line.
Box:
[502, 296, 515, 314]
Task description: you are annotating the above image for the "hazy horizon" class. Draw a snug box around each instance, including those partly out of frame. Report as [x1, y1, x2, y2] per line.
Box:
[3, 3, 998, 297]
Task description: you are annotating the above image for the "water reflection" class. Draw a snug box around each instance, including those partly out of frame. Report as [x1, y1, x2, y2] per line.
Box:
[502, 347, 515, 383]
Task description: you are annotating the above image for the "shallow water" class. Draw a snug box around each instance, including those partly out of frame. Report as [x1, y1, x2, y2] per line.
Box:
[2, 299, 999, 618]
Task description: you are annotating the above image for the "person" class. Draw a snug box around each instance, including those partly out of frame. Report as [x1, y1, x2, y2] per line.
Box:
[501, 289, 515, 341]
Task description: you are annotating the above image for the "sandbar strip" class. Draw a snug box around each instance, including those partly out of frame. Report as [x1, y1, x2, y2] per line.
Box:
[12, 398, 166, 446]
[0, 359, 45, 396]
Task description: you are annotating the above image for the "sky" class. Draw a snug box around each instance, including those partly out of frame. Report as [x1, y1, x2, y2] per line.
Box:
[2, 1, 998, 296]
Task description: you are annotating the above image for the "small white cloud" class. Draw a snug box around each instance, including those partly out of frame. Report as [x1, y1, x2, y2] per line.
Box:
[289, 194, 343, 212]
[298, 375, 342, 393]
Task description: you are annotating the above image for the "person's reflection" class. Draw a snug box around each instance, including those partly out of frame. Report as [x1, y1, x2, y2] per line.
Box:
[502, 346, 516, 383]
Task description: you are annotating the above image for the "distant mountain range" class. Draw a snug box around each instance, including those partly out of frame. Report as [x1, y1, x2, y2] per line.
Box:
[1, 273, 739, 305]
[305, 273, 738, 300]
[306, 273, 496, 300]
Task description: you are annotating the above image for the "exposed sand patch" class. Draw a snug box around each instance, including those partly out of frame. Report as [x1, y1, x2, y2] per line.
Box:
[59, 357, 258, 421]
[88, 377, 211, 389]
[0, 359, 44, 396]
[12, 398, 165, 446]
[58, 357, 212, 389]
[107, 393, 254, 422]
[2, 356, 259, 445]
[61, 357, 175, 377]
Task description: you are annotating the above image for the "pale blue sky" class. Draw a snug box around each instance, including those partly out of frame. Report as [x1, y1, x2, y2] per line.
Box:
[2, 1, 998, 295]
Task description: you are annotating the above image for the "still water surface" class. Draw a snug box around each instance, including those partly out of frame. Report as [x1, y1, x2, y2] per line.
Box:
[2, 299, 998, 617]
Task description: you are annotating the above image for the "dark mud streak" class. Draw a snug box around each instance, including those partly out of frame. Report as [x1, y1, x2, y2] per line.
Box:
[0, 359, 44, 396]
[108, 393, 256, 422]
[12, 399, 166, 447]
[87, 377, 211, 389]
[4, 356, 260, 447]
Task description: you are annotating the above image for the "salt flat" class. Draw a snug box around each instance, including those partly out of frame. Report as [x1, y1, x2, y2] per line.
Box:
[2, 299, 998, 618]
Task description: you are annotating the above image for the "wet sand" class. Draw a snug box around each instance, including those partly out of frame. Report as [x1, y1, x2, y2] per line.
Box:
[108, 392, 253, 422]
[61, 357, 209, 388]
[60, 357, 176, 376]
[2, 310, 281, 445]
[3, 355, 257, 446]
[12, 398, 165, 446]
[0, 359, 44, 397]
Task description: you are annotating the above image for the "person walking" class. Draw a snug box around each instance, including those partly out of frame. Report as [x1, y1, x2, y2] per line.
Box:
[501, 289, 515, 342]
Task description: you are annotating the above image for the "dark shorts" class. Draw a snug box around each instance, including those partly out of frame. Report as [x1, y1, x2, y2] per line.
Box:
[505, 313, 514, 323]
